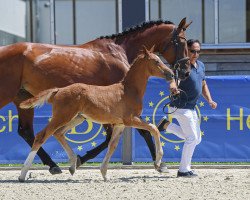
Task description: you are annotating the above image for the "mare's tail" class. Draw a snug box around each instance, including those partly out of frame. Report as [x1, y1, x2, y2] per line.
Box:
[20, 88, 59, 109]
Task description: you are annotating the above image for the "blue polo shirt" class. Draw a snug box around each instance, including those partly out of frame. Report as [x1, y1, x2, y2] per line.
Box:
[170, 60, 205, 109]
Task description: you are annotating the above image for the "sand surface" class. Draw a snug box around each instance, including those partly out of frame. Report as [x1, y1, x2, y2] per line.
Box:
[0, 168, 249, 200]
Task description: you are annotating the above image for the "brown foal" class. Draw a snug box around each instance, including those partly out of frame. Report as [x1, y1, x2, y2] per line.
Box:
[18, 46, 175, 182]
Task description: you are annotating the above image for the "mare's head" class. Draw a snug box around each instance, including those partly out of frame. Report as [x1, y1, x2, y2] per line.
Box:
[159, 18, 192, 80]
[140, 46, 174, 81]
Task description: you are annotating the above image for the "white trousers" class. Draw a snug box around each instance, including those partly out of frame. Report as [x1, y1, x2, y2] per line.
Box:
[166, 107, 201, 172]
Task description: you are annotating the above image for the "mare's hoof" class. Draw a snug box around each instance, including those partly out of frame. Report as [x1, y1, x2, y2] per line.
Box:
[49, 166, 62, 175]
[18, 176, 25, 183]
[69, 166, 76, 176]
[76, 155, 82, 169]
[154, 162, 169, 173]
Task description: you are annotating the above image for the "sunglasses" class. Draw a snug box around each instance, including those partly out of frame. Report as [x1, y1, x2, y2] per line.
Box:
[189, 49, 201, 54]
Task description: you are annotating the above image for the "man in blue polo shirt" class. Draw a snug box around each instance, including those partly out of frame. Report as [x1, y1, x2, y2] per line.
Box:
[157, 39, 217, 177]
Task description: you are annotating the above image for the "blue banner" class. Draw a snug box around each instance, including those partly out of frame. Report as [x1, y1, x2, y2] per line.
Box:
[134, 76, 250, 162]
[0, 76, 250, 163]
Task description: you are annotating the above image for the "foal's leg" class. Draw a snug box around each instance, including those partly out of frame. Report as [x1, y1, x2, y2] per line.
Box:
[14, 90, 61, 175]
[54, 114, 85, 175]
[19, 109, 79, 182]
[77, 124, 112, 168]
[125, 117, 163, 169]
[19, 126, 54, 182]
[136, 128, 168, 173]
[100, 125, 125, 181]
[54, 134, 78, 175]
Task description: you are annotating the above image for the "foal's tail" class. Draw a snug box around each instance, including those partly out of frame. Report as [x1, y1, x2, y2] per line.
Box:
[20, 88, 59, 109]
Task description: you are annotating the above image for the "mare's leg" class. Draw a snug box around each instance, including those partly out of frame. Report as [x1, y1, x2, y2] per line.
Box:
[77, 124, 112, 168]
[100, 125, 125, 181]
[125, 117, 163, 170]
[136, 128, 156, 160]
[14, 89, 61, 175]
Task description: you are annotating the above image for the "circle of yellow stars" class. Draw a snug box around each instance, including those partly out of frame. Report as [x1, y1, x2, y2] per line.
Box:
[147, 95, 209, 151]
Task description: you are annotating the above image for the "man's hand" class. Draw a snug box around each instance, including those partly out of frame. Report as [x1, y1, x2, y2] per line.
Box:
[170, 86, 179, 95]
[208, 100, 217, 109]
[169, 80, 179, 95]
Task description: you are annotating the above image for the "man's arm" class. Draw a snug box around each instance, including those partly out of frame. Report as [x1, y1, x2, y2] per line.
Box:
[202, 80, 217, 109]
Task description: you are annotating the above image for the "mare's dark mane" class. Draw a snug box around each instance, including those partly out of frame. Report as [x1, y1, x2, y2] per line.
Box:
[99, 20, 174, 39]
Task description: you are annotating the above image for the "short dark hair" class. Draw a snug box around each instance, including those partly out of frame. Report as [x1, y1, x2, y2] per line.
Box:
[187, 39, 201, 48]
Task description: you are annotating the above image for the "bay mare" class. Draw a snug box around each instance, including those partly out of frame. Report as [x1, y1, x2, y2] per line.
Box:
[0, 18, 191, 173]
[18, 47, 174, 182]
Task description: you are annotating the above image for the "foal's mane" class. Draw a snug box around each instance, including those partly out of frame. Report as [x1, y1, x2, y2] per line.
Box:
[124, 51, 153, 75]
[120, 53, 147, 84]
[99, 20, 174, 39]
[130, 52, 148, 68]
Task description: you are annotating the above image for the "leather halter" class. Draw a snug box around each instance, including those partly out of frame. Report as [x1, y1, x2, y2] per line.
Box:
[162, 28, 189, 82]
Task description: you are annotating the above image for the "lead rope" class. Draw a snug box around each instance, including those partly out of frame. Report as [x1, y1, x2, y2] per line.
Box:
[162, 69, 188, 115]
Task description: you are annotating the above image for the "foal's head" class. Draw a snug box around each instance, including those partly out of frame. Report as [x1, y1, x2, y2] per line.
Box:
[140, 46, 174, 81]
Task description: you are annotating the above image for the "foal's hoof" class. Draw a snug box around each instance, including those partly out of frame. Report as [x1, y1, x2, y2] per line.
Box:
[76, 155, 82, 169]
[103, 176, 108, 182]
[69, 166, 76, 176]
[18, 176, 25, 183]
[154, 162, 169, 173]
[69, 157, 77, 176]
[49, 166, 62, 175]
[100, 167, 108, 182]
